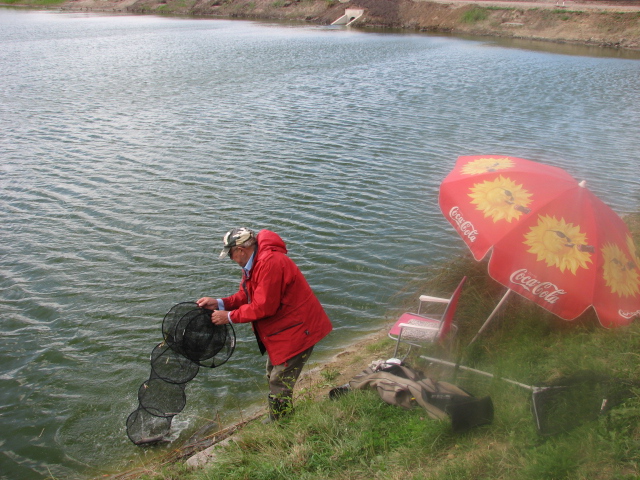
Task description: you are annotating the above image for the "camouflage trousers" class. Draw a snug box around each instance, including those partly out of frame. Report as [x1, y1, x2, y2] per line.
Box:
[266, 346, 314, 397]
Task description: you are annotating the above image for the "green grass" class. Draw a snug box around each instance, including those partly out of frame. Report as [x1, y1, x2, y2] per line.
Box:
[189, 391, 455, 480]
[485, 6, 517, 11]
[131, 212, 640, 480]
[460, 7, 489, 24]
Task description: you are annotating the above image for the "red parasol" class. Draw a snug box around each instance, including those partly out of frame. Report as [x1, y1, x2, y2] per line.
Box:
[439, 155, 640, 341]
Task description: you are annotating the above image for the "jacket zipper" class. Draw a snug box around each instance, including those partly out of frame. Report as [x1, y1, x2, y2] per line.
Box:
[266, 321, 303, 337]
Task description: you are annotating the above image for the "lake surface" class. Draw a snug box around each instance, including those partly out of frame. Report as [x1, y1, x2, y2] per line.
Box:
[1, 8, 639, 479]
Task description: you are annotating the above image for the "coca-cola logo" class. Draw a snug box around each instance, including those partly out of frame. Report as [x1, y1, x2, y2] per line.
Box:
[620, 309, 640, 320]
[509, 269, 567, 304]
[449, 206, 477, 242]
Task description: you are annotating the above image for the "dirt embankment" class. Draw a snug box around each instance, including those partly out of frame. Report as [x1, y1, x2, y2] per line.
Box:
[59, 0, 640, 50]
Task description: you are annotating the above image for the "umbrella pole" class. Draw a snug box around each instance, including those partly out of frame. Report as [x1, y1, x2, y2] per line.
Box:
[467, 289, 513, 346]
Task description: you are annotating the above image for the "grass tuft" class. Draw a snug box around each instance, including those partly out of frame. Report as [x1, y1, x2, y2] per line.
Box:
[460, 7, 488, 24]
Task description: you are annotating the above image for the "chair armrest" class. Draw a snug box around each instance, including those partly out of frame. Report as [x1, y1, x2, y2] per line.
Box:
[418, 295, 450, 304]
[417, 295, 450, 316]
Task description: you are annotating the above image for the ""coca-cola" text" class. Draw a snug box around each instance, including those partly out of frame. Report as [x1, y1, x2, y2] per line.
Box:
[449, 206, 478, 243]
[509, 269, 567, 304]
[620, 309, 640, 320]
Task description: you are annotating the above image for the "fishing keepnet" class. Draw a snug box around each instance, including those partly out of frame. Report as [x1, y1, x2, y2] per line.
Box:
[127, 302, 236, 446]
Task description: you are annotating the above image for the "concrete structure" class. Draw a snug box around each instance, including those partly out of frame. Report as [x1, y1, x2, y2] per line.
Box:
[331, 9, 364, 26]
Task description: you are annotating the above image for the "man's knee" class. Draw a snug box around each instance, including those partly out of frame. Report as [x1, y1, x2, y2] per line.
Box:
[267, 346, 314, 394]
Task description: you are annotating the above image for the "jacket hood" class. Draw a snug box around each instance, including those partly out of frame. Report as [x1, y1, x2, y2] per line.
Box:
[257, 229, 287, 255]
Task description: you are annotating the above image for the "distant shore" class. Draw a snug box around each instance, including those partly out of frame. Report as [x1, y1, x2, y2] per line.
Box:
[4, 0, 640, 49]
[44, 0, 640, 50]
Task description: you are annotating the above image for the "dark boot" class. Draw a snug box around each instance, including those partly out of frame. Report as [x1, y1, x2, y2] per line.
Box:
[263, 394, 293, 424]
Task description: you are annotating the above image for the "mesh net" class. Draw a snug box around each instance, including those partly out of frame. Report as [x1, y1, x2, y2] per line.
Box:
[126, 406, 173, 446]
[150, 342, 199, 384]
[162, 302, 200, 354]
[531, 372, 636, 436]
[126, 302, 236, 445]
[177, 308, 232, 366]
[162, 302, 235, 367]
[138, 377, 187, 417]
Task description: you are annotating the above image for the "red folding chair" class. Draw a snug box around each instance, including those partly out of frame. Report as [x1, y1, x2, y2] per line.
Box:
[388, 276, 467, 359]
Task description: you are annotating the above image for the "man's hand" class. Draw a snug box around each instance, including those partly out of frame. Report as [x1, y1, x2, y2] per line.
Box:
[211, 309, 230, 325]
[197, 297, 217, 309]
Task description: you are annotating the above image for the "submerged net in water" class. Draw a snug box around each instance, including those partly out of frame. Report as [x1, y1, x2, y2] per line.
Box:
[126, 302, 235, 446]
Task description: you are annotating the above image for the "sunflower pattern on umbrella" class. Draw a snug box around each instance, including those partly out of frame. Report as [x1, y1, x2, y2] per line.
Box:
[468, 176, 533, 223]
[439, 155, 640, 328]
[461, 156, 515, 175]
[602, 241, 640, 298]
[523, 215, 593, 275]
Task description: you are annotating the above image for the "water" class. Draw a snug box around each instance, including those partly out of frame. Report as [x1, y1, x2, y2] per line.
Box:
[1, 8, 639, 479]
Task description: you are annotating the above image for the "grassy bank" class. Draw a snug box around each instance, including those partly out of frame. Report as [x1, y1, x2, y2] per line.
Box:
[114, 212, 640, 480]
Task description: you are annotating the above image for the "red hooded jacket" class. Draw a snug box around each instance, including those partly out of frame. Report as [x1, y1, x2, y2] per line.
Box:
[221, 230, 333, 365]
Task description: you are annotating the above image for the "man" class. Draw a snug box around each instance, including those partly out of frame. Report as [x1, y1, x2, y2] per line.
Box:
[197, 227, 333, 422]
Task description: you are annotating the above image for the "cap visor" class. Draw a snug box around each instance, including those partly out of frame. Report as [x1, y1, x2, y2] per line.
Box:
[219, 247, 230, 259]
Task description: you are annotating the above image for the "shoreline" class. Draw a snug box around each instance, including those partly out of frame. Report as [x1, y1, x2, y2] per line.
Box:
[111, 328, 393, 478]
[7, 0, 639, 50]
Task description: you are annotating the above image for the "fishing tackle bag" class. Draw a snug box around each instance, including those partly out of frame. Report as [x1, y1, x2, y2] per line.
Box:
[330, 360, 493, 433]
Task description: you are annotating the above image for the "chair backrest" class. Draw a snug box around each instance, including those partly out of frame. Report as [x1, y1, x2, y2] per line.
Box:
[437, 276, 467, 342]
